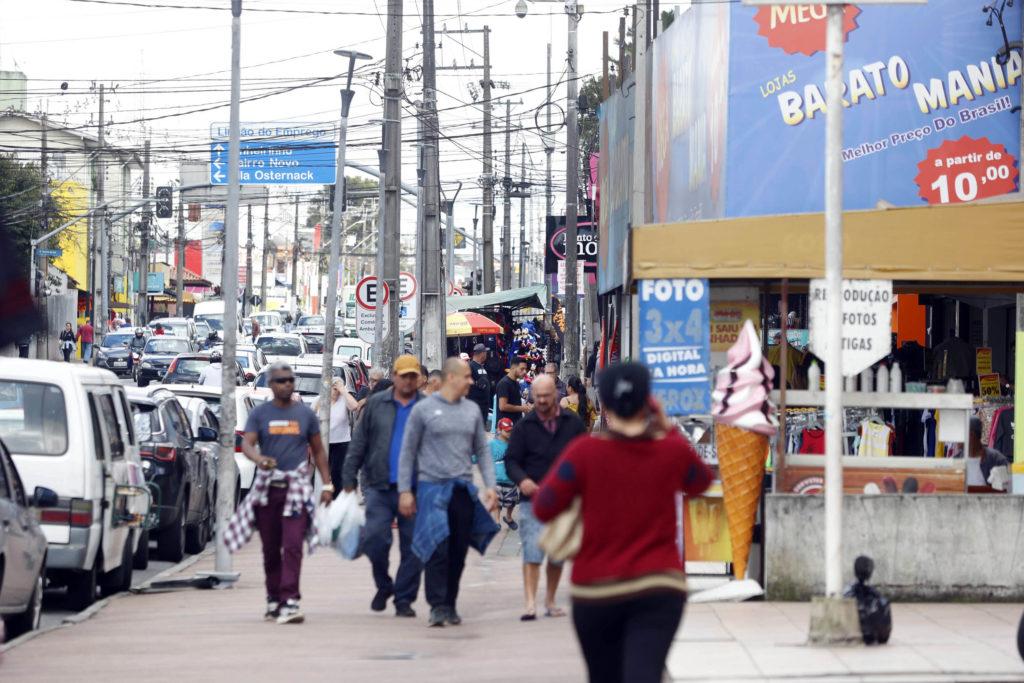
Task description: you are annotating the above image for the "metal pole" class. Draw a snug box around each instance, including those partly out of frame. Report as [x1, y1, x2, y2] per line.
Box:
[215, 0, 243, 577]
[138, 140, 151, 326]
[374, 150, 386, 366]
[422, 0, 444, 370]
[244, 205, 253, 317]
[502, 100, 512, 290]
[482, 26, 495, 293]
[546, 43, 553, 217]
[260, 195, 269, 312]
[519, 141, 527, 288]
[37, 114, 48, 359]
[563, 2, 581, 376]
[472, 206, 479, 295]
[320, 67, 359, 443]
[291, 195, 300, 299]
[381, 0, 403, 367]
[823, 3, 845, 599]
[96, 86, 108, 339]
[175, 193, 185, 314]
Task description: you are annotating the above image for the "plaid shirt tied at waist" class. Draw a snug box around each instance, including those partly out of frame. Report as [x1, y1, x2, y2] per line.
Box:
[224, 461, 322, 554]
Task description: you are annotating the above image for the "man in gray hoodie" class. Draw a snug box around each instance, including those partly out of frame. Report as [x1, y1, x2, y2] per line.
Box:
[399, 357, 499, 627]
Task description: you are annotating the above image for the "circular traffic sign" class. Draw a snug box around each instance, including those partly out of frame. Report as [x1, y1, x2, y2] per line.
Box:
[399, 271, 417, 301]
[355, 275, 389, 310]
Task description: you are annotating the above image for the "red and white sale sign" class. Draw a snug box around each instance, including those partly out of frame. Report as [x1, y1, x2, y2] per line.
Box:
[914, 136, 1019, 205]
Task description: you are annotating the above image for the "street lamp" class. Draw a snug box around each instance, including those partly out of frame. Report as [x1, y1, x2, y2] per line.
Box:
[318, 48, 372, 442]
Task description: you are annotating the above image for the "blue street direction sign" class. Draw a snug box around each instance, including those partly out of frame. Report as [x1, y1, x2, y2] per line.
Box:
[209, 123, 336, 186]
[36, 248, 62, 258]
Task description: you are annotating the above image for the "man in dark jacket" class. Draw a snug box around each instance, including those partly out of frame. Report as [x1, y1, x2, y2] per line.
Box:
[343, 354, 424, 617]
[505, 374, 585, 620]
[468, 343, 492, 425]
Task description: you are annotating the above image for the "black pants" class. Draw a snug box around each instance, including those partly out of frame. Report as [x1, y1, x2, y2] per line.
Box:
[424, 485, 474, 610]
[327, 442, 348, 500]
[572, 591, 686, 683]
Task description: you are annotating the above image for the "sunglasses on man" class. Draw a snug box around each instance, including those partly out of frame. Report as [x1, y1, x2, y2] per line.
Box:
[270, 376, 296, 385]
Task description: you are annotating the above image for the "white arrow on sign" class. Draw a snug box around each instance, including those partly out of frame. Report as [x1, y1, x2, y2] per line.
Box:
[809, 279, 893, 377]
[213, 171, 225, 182]
[214, 143, 224, 152]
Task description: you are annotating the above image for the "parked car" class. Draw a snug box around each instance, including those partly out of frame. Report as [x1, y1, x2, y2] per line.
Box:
[0, 360, 149, 610]
[254, 332, 308, 363]
[176, 396, 220, 518]
[0, 438, 57, 640]
[161, 353, 246, 386]
[135, 336, 194, 387]
[92, 330, 138, 377]
[126, 387, 216, 560]
[148, 317, 198, 343]
[295, 315, 325, 333]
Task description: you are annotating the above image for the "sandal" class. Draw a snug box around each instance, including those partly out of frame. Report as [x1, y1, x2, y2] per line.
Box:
[544, 607, 567, 618]
[520, 612, 537, 621]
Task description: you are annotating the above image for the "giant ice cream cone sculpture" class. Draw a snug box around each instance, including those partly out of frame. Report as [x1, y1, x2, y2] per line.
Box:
[712, 320, 778, 581]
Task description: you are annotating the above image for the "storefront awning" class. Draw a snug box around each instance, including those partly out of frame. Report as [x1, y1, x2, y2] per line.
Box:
[633, 202, 1024, 282]
[446, 284, 547, 313]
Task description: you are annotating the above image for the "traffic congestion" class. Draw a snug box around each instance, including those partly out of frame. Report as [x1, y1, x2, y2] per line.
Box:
[0, 307, 370, 639]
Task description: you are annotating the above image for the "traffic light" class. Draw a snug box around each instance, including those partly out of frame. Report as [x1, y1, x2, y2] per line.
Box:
[473, 269, 483, 293]
[155, 186, 173, 219]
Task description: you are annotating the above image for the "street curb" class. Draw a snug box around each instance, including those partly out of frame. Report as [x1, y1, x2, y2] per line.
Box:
[0, 547, 215, 654]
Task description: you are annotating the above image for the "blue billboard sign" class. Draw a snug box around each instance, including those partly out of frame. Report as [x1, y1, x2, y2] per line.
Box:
[638, 278, 711, 417]
[210, 123, 336, 186]
[598, 75, 635, 294]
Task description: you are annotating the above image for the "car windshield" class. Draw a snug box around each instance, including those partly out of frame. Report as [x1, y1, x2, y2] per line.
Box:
[153, 322, 187, 336]
[235, 355, 251, 368]
[195, 314, 224, 331]
[194, 322, 211, 335]
[298, 316, 324, 327]
[101, 333, 134, 348]
[0, 381, 69, 455]
[130, 403, 160, 441]
[345, 302, 356, 318]
[169, 359, 209, 375]
[145, 339, 190, 354]
[336, 344, 363, 358]
[177, 394, 221, 418]
[293, 374, 322, 395]
[256, 337, 301, 356]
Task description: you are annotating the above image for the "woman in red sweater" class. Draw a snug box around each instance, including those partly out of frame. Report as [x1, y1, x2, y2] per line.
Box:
[533, 362, 714, 683]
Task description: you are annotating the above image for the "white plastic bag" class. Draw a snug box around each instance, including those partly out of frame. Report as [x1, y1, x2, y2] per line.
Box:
[329, 491, 365, 560]
[314, 503, 334, 546]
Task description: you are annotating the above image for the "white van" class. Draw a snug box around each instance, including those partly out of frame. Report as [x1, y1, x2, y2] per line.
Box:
[193, 299, 241, 340]
[250, 311, 283, 334]
[0, 360, 150, 610]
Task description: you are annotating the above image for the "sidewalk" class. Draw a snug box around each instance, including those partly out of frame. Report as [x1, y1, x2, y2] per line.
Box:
[2, 524, 1023, 682]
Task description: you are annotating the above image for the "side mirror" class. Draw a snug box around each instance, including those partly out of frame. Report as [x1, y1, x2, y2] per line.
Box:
[32, 486, 59, 508]
[197, 426, 218, 442]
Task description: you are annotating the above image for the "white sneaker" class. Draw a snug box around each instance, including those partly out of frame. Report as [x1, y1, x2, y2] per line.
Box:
[264, 600, 280, 621]
[276, 600, 305, 624]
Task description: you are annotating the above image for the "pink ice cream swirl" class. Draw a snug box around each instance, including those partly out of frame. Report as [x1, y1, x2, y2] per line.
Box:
[711, 319, 779, 436]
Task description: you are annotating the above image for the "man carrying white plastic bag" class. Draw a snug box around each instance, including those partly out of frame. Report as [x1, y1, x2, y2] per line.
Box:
[316, 491, 366, 560]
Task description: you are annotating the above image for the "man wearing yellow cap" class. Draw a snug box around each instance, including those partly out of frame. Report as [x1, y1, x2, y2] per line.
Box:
[344, 354, 425, 618]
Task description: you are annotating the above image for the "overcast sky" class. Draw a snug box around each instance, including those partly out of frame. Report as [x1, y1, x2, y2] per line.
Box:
[3, 0, 657, 261]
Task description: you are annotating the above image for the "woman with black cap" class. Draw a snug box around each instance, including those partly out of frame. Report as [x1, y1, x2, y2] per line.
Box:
[532, 362, 714, 683]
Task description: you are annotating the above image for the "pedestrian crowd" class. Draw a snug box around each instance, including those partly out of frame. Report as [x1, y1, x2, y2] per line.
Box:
[227, 344, 712, 683]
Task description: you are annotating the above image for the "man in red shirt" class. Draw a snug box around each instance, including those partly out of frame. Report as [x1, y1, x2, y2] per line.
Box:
[76, 320, 95, 363]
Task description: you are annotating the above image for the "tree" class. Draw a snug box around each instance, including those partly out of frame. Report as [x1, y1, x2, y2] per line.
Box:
[0, 154, 71, 277]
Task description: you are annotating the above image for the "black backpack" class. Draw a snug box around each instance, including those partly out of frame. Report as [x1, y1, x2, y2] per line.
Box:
[843, 556, 892, 645]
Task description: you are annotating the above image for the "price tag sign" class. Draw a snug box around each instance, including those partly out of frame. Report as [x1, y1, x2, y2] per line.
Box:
[638, 279, 711, 416]
[979, 373, 1001, 399]
[976, 347, 993, 376]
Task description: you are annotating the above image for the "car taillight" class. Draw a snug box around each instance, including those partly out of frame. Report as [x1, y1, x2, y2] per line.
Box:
[140, 444, 177, 462]
[235, 430, 244, 453]
[40, 498, 94, 527]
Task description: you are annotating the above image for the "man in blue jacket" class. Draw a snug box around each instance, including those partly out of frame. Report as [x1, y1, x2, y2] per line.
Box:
[343, 354, 424, 618]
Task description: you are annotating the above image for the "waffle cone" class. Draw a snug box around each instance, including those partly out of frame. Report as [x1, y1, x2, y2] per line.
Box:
[714, 424, 767, 580]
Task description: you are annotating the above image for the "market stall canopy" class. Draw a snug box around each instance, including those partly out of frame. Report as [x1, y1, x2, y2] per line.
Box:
[445, 284, 547, 313]
[446, 311, 503, 337]
[633, 202, 1024, 282]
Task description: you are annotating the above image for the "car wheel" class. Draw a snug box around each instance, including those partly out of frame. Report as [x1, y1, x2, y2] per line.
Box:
[132, 528, 150, 570]
[3, 569, 44, 640]
[137, 376, 149, 388]
[157, 500, 186, 562]
[66, 561, 98, 611]
[100, 535, 134, 596]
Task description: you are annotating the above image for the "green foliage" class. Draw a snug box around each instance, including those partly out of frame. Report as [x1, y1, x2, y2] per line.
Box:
[0, 154, 71, 276]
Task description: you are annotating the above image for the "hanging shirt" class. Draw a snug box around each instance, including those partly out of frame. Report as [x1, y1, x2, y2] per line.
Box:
[857, 421, 893, 457]
[799, 428, 825, 455]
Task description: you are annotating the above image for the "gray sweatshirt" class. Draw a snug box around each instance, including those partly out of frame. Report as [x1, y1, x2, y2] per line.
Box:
[398, 392, 496, 492]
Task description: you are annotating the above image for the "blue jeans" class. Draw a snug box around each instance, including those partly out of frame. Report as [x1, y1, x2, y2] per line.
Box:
[363, 487, 421, 607]
[81, 342, 93, 361]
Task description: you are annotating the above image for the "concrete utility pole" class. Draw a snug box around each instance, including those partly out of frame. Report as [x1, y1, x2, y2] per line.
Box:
[518, 142, 528, 288]
[420, 0, 445, 371]
[260, 195, 270, 311]
[175, 191, 185, 313]
[379, 0, 403, 369]
[319, 48, 370, 443]
[215, 0, 244, 578]
[96, 84, 108, 338]
[38, 114, 49, 358]
[291, 194, 299, 297]
[244, 205, 253, 316]
[562, 1, 581, 376]
[137, 140, 151, 326]
[501, 99, 513, 290]
[482, 27, 495, 293]
[545, 43, 553, 218]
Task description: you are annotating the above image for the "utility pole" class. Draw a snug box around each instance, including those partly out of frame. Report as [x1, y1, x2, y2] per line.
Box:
[379, 0, 403, 369]
[563, 2, 581, 376]
[244, 204, 253, 316]
[518, 142, 528, 288]
[260, 195, 269, 310]
[215, 0, 244, 578]
[291, 195, 300, 298]
[175, 190, 185, 313]
[482, 27, 494, 293]
[545, 43, 553, 218]
[472, 205, 479, 294]
[96, 85, 107, 336]
[137, 140, 151, 326]
[501, 99, 513, 290]
[420, 0, 444, 371]
[38, 114, 49, 358]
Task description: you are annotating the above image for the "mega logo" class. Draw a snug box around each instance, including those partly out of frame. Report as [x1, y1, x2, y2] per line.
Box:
[753, 4, 861, 57]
